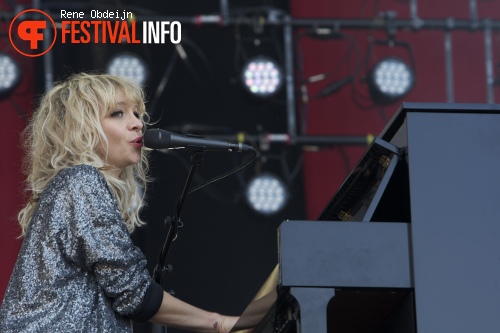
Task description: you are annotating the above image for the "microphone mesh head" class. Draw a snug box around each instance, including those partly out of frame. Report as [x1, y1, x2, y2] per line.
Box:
[143, 129, 170, 149]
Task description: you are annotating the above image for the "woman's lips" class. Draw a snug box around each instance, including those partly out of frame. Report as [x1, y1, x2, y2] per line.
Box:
[130, 137, 143, 148]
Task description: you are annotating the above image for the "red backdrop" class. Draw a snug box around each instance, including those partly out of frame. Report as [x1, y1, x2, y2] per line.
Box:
[0, 0, 34, 301]
[289, 0, 500, 219]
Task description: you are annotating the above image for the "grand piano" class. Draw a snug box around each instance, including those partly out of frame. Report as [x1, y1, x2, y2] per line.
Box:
[240, 102, 500, 333]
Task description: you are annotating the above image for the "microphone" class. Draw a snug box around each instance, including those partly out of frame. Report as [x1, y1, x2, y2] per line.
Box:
[143, 128, 254, 152]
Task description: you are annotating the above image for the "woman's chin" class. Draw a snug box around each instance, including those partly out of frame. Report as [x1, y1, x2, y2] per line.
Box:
[129, 157, 142, 166]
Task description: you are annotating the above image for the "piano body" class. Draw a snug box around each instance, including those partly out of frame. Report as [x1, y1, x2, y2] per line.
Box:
[250, 102, 500, 333]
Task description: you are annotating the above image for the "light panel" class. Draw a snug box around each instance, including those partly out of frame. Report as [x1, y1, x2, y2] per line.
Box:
[106, 52, 149, 85]
[0, 52, 22, 97]
[368, 57, 414, 104]
[241, 56, 283, 97]
[245, 173, 288, 215]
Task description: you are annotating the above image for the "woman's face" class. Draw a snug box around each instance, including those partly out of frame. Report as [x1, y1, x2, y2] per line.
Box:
[98, 89, 144, 175]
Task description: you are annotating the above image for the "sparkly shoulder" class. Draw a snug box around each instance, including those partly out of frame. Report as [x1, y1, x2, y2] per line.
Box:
[0, 164, 151, 332]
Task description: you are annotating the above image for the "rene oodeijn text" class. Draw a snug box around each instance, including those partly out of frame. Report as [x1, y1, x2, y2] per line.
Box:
[61, 9, 135, 21]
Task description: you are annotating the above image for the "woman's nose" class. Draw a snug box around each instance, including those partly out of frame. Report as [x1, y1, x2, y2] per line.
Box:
[131, 114, 143, 132]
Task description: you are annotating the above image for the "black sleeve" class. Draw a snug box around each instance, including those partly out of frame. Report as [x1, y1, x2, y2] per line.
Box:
[129, 281, 164, 322]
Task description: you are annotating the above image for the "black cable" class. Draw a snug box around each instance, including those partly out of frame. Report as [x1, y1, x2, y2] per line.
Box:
[147, 48, 179, 120]
[188, 149, 257, 194]
[350, 36, 378, 110]
[256, 149, 303, 187]
[278, 150, 303, 185]
[337, 146, 352, 179]
[9, 98, 29, 123]
[303, 30, 362, 100]
[176, 45, 204, 87]
[178, 35, 234, 110]
[157, 149, 238, 204]
[302, 30, 355, 82]
[180, 36, 219, 82]
[287, 151, 304, 184]
[293, 30, 309, 135]
[376, 106, 389, 124]
[349, 0, 385, 109]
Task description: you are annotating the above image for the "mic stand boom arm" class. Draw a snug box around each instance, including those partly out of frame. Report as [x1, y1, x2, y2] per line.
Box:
[153, 150, 205, 287]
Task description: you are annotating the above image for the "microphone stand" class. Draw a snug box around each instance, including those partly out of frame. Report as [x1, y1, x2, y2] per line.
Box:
[152, 150, 205, 333]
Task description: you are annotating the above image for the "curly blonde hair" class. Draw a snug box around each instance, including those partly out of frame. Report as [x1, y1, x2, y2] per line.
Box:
[18, 72, 150, 235]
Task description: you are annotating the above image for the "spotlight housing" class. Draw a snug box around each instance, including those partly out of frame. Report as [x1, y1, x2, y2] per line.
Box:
[0, 52, 22, 97]
[368, 57, 414, 104]
[106, 52, 149, 85]
[241, 56, 283, 98]
[245, 173, 288, 216]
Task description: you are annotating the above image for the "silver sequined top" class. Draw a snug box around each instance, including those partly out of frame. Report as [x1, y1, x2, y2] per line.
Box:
[0, 165, 154, 332]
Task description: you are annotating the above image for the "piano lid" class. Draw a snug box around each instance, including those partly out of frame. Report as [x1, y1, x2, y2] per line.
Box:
[317, 137, 403, 222]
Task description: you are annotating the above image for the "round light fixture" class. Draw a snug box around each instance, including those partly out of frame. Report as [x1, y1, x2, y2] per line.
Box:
[106, 52, 149, 85]
[241, 56, 283, 97]
[368, 57, 414, 104]
[245, 173, 288, 216]
[0, 52, 22, 97]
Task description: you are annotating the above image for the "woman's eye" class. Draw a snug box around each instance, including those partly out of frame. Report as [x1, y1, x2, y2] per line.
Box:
[111, 110, 123, 117]
[133, 112, 140, 119]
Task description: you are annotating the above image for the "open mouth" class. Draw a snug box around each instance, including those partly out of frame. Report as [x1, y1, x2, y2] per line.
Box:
[131, 137, 143, 144]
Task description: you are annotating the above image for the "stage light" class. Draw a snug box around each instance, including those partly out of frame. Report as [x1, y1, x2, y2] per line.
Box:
[368, 57, 414, 104]
[106, 52, 149, 85]
[241, 56, 283, 97]
[0, 52, 22, 97]
[245, 173, 288, 216]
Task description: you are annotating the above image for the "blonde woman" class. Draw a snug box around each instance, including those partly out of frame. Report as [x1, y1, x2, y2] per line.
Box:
[0, 73, 238, 333]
